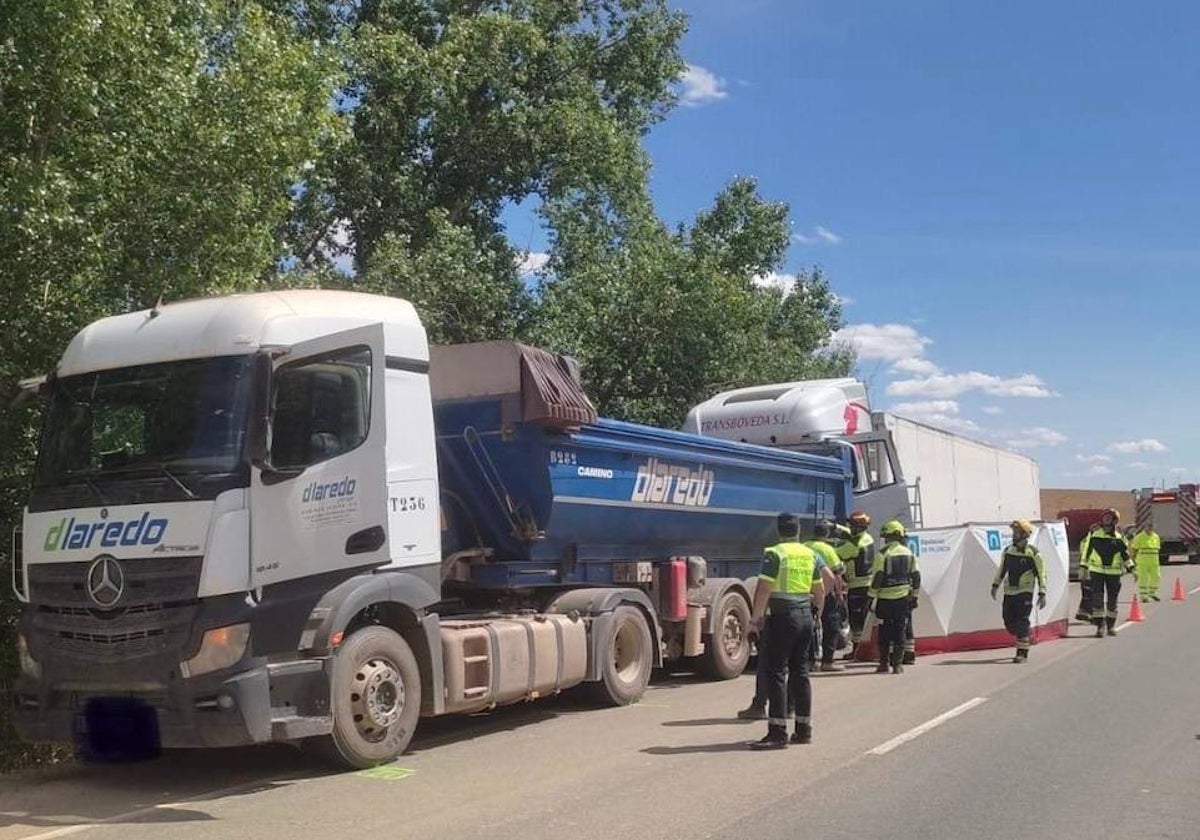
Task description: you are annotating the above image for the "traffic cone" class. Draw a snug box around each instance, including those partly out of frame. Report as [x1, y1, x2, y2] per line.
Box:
[1127, 593, 1144, 623]
[1173, 578, 1186, 602]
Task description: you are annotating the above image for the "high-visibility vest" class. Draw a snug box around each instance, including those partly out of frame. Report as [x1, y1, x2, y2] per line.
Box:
[1082, 528, 1129, 575]
[760, 541, 818, 602]
[1130, 530, 1160, 563]
[838, 532, 876, 589]
[993, 544, 1046, 595]
[869, 542, 918, 600]
[806, 539, 843, 575]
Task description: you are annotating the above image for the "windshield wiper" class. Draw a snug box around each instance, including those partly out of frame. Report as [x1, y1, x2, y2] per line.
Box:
[158, 463, 197, 499]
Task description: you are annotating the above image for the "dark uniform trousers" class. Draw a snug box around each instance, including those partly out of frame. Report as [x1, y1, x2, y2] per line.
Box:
[1002, 592, 1034, 641]
[876, 598, 911, 667]
[766, 600, 814, 732]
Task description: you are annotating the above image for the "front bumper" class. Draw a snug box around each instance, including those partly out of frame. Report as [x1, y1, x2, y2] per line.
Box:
[11, 659, 332, 749]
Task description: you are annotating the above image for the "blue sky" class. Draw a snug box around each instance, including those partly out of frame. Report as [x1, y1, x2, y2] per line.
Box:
[509, 1, 1200, 491]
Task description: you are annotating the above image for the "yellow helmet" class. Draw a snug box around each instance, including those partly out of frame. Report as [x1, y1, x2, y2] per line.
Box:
[1102, 507, 1121, 524]
[1011, 519, 1034, 538]
[880, 519, 907, 539]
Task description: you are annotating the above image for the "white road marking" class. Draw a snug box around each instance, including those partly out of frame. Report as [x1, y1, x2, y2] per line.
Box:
[1188, 584, 1200, 596]
[867, 697, 989, 756]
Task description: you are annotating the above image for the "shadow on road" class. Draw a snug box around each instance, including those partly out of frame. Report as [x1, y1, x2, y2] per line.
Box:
[641, 741, 757, 756]
[661, 717, 757, 728]
[0, 746, 330, 830]
[934, 658, 1016, 666]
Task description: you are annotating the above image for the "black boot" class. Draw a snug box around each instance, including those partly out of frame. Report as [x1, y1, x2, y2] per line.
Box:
[1094, 622, 1104, 638]
[737, 701, 766, 720]
[790, 723, 812, 745]
[1106, 619, 1117, 637]
[902, 649, 916, 665]
[875, 649, 889, 673]
[751, 727, 788, 750]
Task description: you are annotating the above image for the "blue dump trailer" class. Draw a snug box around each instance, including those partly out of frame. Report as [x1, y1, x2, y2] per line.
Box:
[430, 341, 853, 686]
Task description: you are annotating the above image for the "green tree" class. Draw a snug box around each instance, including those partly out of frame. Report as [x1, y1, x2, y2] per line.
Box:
[534, 177, 851, 428]
[284, 0, 687, 342]
[0, 0, 338, 770]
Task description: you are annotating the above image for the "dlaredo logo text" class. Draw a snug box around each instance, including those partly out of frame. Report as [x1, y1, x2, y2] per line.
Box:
[301, 476, 357, 503]
[43, 512, 167, 552]
[631, 457, 715, 508]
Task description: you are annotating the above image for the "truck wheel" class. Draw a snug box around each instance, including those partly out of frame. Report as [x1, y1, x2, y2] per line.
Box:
[587, 605, 653, 706]
[701, 591, 751, 680]
[315, 626, 421, 770]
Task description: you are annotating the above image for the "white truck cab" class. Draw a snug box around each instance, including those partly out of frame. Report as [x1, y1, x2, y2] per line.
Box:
[14, 290, 445, 765]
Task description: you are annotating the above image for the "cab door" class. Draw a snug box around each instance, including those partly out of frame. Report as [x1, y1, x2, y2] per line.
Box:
[250, 325, 388, 589]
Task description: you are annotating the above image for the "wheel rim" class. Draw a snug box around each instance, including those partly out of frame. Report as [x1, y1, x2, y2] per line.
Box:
[721, 606, 745, 660]
[612, 617, 646, 684]
[350, 656, 405, 743]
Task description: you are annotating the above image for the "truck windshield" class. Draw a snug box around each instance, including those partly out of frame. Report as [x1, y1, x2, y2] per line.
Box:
[33, 355, 255, 487]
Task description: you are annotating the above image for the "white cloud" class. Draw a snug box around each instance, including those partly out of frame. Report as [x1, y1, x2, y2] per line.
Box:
[679, 64, 728, 107]
[1127, 461, 1151, 470]
[834, 293, 855, 307]
[833, 323, 933, 363]
[891, 400, 960, 416]
[1076, 454, 1113, 464]
[752, 271, 800, 294]
[887, 400, 980, 434]
[1004, 427, 1068, 449]
[982, 406, 1003, 415]
[891, 357, 942, 376]
[887, 371, 1056, 399]
[516, 251, 550, 276]
[792, 225, 842, 245]
[1108, 438, 1168, 454]
[1169, 467, 1190, 476]
[1069, 464, 1113, 477]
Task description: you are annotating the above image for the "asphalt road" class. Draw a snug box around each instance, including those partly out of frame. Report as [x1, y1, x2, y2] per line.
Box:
[4, 568, 1199, 840]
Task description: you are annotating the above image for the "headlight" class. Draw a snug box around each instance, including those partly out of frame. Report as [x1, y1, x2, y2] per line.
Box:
[17, 633, 40, 679]
[181, 623, 250, 678]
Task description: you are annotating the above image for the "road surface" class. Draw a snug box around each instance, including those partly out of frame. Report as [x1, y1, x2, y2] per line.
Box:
[4, 569, 1199, 840]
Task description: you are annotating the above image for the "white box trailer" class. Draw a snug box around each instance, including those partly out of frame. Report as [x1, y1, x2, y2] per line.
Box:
[883, 413, 1041, 528]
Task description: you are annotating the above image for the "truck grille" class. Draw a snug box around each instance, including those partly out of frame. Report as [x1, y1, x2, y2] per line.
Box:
[26, 557, 202, 664]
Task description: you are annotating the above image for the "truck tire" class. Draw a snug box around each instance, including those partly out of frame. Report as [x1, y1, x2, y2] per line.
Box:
[314, 626, 421, 770]
[701, 591, 752, 680]
[587, 605, 653, 706]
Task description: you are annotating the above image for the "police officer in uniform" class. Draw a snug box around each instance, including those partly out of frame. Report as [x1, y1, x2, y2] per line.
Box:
[837, 510, 876, 659]
[869, 520, 920, 674]
[748, 513, 837, 749]
[991, 519, 1047, 663]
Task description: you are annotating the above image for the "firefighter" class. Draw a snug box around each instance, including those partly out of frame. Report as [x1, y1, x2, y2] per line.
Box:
[990, 519, 1047, 663]
[1080, 508, 1132, 637]
[837, 510, 876, 660]
[868, 520, 920, 674]
[1130, 521, 1162, 601]
[807, 520, 847, 672]
[748, 513, 838, 749]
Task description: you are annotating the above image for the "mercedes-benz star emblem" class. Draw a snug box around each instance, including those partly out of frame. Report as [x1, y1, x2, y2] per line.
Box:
[86, 555, 125, 609]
